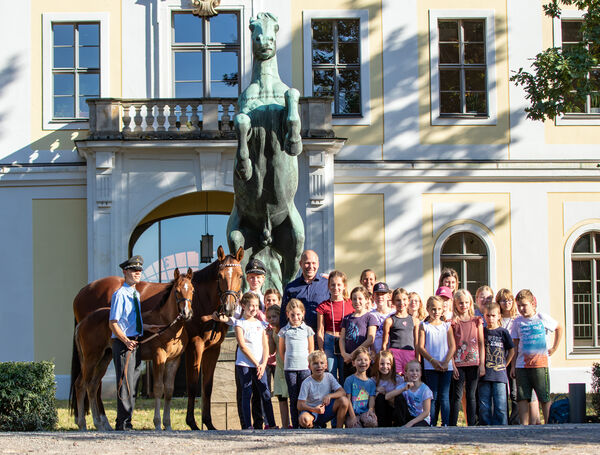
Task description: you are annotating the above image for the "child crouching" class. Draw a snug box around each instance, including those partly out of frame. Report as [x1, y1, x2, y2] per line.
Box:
[344, 347, 378, 427]
[297, 350, 350, 428]
[385, 360, 433, 427]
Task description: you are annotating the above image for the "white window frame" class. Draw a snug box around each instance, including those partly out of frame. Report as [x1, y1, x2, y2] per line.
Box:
[157, 0, 251, 98]
[42, 13, 110, 130]
[429, 9, 497, 126]
[564, 223, 600, 359]
[433, 223, 496, 292]
[302, 9, 371, 126]
[553, 10, 600, 125]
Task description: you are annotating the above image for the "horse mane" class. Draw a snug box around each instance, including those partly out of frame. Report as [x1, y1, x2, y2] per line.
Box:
[157, 281, 175, 309]
[192, 259, 219, 283]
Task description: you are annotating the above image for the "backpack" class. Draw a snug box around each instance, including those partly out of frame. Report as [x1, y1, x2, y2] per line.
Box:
[548, 395, 569, 424]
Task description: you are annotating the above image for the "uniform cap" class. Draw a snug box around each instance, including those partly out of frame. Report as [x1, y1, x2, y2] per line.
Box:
[119, 255, 144, 271]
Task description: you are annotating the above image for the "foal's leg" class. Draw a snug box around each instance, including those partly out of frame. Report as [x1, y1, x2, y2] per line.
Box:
[74, 374, 88, 431]
[153, 351, 167, 431]
[284, 88, 302, 156]
[162, 357, 181, 431]
[234, 113, 253, 180]
[94, 349, 114, 431]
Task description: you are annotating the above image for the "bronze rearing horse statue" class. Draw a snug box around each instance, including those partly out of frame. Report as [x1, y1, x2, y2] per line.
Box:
[227, 12, 304, 292]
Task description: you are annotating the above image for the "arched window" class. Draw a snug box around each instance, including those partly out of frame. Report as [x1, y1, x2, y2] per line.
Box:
[132, 214, 229, 282]
[571, 231, 600, 349]
[440, 231, 488, 296]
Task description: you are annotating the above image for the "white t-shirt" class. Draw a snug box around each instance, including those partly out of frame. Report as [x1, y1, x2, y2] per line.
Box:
[421, 321, 453, 371]
[235, 318, 269, 367]
[298, 372, 341, 408]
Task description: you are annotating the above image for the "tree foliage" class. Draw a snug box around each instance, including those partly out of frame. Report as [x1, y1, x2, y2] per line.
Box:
[511, 0, 600, 120]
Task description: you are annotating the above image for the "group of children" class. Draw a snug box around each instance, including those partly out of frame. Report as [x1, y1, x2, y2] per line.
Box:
[223, 264, 563, 429]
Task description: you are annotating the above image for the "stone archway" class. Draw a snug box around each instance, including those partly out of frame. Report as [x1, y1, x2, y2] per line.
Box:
[76, 142, 237, 281]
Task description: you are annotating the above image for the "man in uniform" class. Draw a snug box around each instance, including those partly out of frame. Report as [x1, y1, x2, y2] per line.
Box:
[108, 255, 144, 431]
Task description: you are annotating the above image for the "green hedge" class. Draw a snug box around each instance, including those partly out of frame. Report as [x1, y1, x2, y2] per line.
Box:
[592, 363, 600, 417]
[0, 361, 57, 431]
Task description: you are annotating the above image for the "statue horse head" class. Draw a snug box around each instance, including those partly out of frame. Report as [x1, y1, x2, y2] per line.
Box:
[249, 12, 279, 61]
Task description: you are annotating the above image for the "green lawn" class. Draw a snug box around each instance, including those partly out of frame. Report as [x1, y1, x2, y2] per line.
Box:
[57, 398, 197, 431]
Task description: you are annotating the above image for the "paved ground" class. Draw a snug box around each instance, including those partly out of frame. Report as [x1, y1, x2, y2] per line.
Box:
[1, 424, 600, 455]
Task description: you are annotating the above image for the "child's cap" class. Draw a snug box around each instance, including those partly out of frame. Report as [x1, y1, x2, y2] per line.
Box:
[435, 286, 453, 300]
[373, 282, 390, 294]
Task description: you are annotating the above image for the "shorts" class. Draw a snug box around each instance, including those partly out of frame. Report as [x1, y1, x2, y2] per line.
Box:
[307, 400, 336, 427]
[516, 367, 550, 403]
[389, 348, 416, 375]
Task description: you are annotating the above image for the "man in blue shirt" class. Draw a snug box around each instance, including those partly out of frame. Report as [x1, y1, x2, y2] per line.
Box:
[280, 250, 329, 332]
[109, 255, 144, 431]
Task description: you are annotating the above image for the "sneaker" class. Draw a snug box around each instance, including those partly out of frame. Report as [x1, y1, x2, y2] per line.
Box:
[264, 424, 279, 430]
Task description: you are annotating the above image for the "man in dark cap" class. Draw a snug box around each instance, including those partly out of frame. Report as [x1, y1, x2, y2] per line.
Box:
[245, 258, 267, 311]
[108, 255, 144, 431]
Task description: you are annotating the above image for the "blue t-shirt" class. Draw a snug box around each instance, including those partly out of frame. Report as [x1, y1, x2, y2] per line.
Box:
[281, 274, 330, 331]
[109, 283, 142, 338]
[344, 375, 376, 415]
[482, 326, 514, 383]
[403, 383, 434, 424]
[279, 322, 315, 371]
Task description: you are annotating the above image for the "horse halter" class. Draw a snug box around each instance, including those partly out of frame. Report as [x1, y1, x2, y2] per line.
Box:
[216, 262, 242, 315]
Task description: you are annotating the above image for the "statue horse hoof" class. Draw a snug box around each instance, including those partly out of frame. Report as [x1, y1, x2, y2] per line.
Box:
[236, 159, 253, 181]
[284, 135, 302, 156]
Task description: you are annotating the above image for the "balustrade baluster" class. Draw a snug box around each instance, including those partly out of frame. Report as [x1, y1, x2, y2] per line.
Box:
[133, 104, 143, 132]
[145, 102, 155, 132]
[189, 101, 200, 131]
[122, 103, 132, 133]
[167, 103, 178, 131]
[156, 102, 166, 131]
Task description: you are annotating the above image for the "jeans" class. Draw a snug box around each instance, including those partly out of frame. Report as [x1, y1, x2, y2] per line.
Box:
[235, 365, 264, 428]
[323, 333, 344, 383]
[284, 369, 311, 428]
[478, 381, 508, 425]
[450, 365, 480, 426]
[236, 365, 276, 429]
[423, 369, 452, 426]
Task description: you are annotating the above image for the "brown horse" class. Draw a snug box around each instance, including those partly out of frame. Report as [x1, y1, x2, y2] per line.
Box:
[73, 267, 194, 431]
[70, 246, 244, 430]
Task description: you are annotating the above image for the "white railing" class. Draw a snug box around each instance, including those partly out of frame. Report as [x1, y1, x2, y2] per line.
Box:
[87, 97, 334, 139]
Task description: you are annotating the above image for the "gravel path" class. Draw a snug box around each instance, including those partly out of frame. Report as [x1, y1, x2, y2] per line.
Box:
[2, 424, 600, 454]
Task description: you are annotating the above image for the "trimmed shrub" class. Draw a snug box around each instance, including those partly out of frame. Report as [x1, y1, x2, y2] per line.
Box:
[592, 362, 600, 418]
[0, 361, 58, 431]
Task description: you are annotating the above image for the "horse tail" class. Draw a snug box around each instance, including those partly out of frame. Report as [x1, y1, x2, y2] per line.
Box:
[69, 318, 89, 417]
[69, 318, 80, 417]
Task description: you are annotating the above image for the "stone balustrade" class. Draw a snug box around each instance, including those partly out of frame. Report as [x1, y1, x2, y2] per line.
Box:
[86, 97, 334, 140]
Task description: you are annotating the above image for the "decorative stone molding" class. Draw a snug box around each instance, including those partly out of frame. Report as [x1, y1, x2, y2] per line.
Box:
[308, 151, 326, 207]
[95, 151, 114, 209]
[191, 0, 220, 17]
